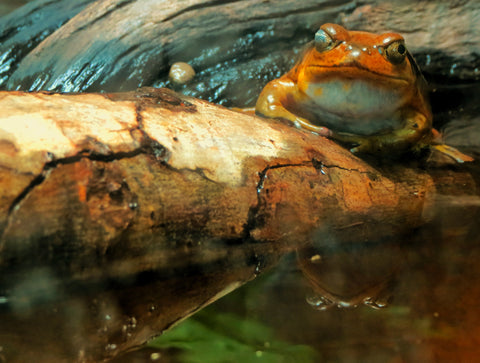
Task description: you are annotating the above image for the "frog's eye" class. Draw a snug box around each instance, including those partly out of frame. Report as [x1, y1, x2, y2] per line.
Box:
[314, 29, 336, 52]
[384, 41, 407, 64]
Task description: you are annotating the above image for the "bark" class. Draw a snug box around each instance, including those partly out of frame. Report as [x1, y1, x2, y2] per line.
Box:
[0, 87, 478, 362]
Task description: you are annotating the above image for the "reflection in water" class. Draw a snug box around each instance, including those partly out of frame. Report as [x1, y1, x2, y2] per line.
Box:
[8, 267, 61, 316]
[256, 190, 480, 362]
[305, 280, 393, 310]
[297, 229, 403, 311]
[122, 184, 480, 362]
[2, 173, 479, 362]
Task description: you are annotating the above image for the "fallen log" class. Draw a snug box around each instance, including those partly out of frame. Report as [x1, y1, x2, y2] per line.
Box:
[0, 87, 478, 361]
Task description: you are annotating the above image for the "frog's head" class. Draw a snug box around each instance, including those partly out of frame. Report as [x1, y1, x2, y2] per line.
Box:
[301, 23, 418, 86]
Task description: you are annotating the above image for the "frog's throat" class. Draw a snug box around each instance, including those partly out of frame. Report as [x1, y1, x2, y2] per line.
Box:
[301, 78, 410, 135]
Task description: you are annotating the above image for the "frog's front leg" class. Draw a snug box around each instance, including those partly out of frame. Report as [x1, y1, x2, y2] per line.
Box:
[255, 77, 332, 137]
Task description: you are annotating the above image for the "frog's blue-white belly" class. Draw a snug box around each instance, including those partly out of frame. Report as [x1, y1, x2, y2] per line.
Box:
[305, 80, 406, 135]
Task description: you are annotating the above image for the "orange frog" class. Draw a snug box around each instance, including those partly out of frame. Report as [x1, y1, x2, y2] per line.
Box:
[256, 23, 472, 162]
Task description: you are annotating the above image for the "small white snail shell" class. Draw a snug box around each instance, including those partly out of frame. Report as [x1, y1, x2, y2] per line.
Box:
[169, 62, 195, 84]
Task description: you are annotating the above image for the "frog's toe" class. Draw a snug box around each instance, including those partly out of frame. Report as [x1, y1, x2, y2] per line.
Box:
[349, 145, 361, 154]
[316, 127, 333, 137]
[349, 140, 371, 154]
[432, 144, 474, 163]
[297, 120, 333, 137]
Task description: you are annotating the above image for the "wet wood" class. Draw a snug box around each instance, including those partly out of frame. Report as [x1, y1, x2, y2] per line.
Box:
[0, 87, 478, 362]
[0, 0, 478, 101]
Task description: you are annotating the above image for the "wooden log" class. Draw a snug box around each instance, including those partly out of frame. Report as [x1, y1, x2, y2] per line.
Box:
[0, 87, 478, 361]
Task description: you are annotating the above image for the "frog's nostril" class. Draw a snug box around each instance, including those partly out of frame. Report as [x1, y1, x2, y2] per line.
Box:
[346, 44, 369, 58]
[350, 49, 361, 58]
[361, 47, 372, 55]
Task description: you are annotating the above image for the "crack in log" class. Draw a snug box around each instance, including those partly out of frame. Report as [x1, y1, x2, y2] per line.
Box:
[2, 98, 208, 239]
[2, 121, 172, 239]
[255, 162, 312, 194]
[312, 157, 375, 177]
[243, 158, 378, 241]
[5, 149, 147, 217]
[133, 103, 172, 163]
[1, 101, 166, 239]
[7, 170, 49, 216]
[134, 104, 145, 129]
[243, 161, 312, 239]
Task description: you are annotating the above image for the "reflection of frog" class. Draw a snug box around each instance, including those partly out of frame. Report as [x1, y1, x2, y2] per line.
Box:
[297, 244, 400, 310]
[256, 23, 472, 162]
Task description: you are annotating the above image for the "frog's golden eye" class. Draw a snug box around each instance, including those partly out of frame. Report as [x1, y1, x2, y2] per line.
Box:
[314, 29, 336, 52]
[384, 41, 407, 64]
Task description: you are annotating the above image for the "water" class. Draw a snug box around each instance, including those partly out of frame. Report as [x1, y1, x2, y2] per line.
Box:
[137, 222, 480, 362]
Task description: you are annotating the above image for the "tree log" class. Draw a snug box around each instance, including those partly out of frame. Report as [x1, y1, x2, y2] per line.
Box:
[0, 87, 478, 362]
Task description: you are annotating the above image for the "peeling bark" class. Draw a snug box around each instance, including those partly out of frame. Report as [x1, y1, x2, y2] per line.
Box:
[0, 87, 478, 361]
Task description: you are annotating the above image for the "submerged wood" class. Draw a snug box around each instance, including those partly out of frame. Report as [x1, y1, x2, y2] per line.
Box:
[0, 87, 477, 361]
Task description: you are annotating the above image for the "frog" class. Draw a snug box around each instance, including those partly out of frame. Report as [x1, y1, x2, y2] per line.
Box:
[255, 23, 472, 162]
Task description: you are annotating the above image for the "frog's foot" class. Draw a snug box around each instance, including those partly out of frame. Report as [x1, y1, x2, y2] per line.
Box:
[431, 144, 474, 163]
[350, 143, 372, 154]
[294, 119, 333, 137]
[326, 132, 374, 154]
[430, 129, 473, 163]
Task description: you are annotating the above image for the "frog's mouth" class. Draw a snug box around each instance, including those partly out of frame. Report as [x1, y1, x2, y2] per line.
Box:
[306, 64, 411, 84]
